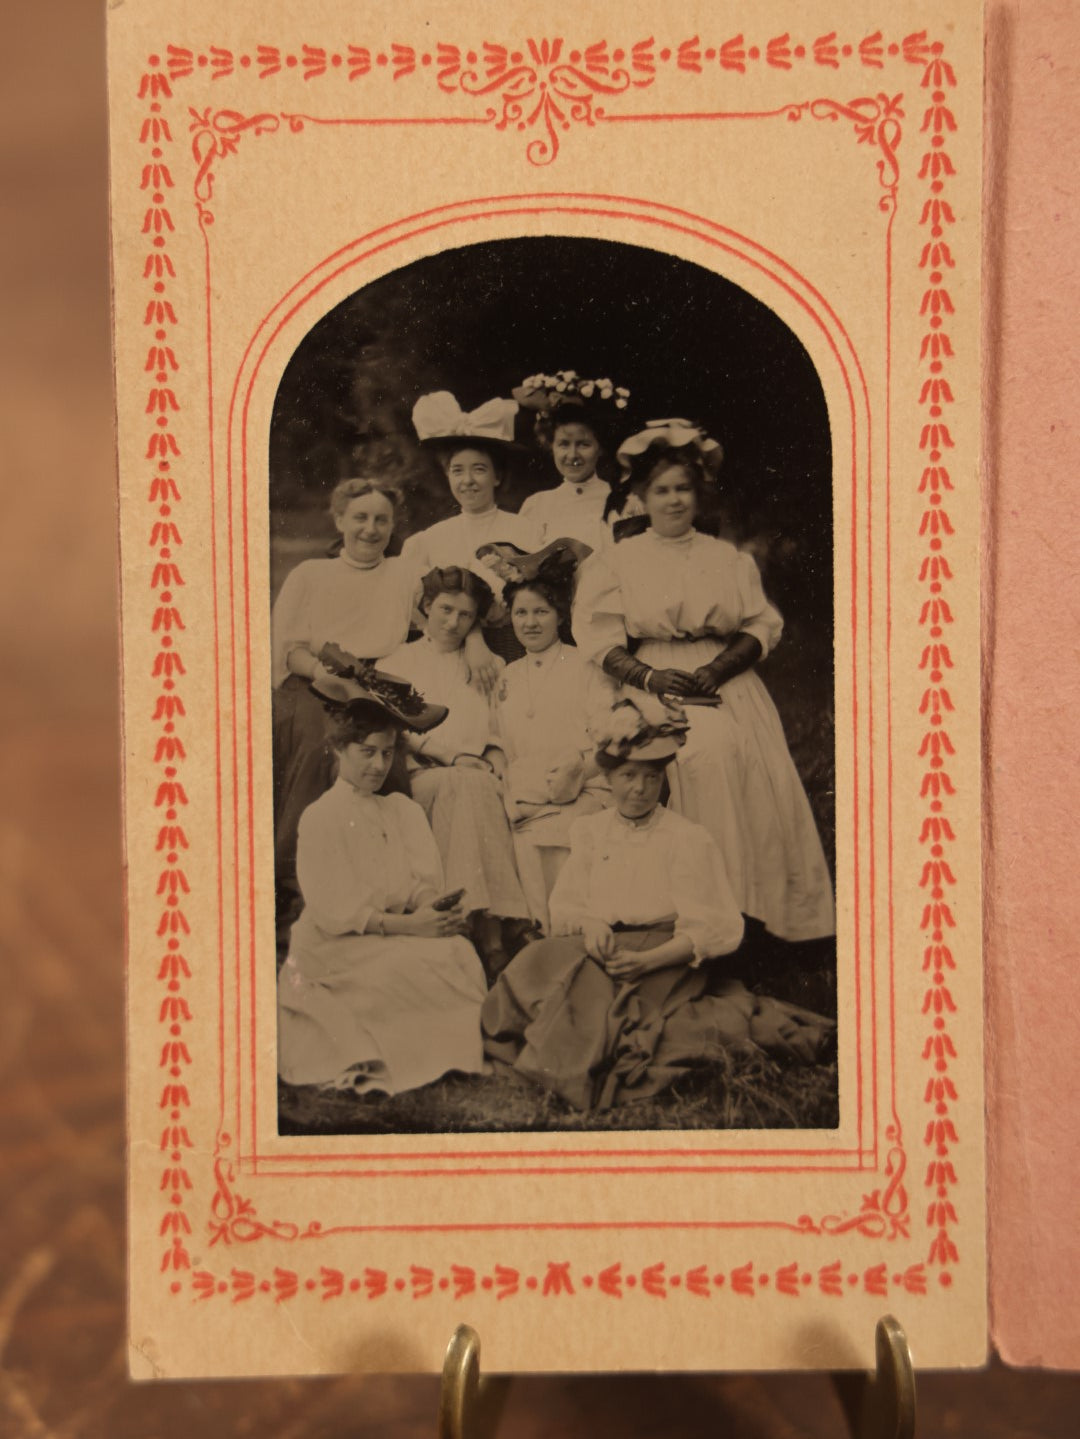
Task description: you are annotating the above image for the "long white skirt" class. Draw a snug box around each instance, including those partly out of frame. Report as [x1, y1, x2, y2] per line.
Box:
[277, 928, 486, 1093]
[636, 636, 835, 942]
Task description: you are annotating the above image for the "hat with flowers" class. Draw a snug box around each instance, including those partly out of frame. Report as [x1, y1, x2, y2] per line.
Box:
[594, 695, 690, 766]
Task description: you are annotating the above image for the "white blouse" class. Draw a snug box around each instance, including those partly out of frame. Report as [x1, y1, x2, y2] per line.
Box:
[294, 783, 442, 941]
[572, 528, 784, 668]
[382, 636, 495, 766]
[549, 805, 744, 961]
[400, 507, 540, 600]
[493, 642, 617, 770]
[519, 476, 612, 551]
[270, 553, 419, 687]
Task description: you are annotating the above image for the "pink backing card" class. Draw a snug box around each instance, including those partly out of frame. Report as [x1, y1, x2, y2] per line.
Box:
[986, 0, 1080, 1372]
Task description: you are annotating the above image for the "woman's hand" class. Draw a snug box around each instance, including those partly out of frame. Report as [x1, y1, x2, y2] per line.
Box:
[645, 667, 699, 697]
[582, 919, 617, 961]
[285, 644, 320, 680]
[602, 948, 651, 982]
[463, 628, 504, 698]
[690, 665, 723, 696]
[603, 933, 694, 980]
[403, 904, 467, 939]
[546, 756, 585, 804]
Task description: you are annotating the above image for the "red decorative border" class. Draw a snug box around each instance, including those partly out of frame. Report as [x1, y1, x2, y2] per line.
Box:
[912, 55, 962, 1274]
[184, 1255, 932, 1306]
[130, 30, 967, 1298]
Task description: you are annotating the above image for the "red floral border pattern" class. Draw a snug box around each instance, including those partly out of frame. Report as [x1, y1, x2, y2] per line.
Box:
[131, 30, 965, 1299]
[187, 1256, 932, 1306]
[136, 65, 193, 1290]
[913, 52, 962, 1277]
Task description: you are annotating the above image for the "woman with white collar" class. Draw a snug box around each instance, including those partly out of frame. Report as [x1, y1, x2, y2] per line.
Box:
[403, 392, 539, 632]
[382, 565, 531, 977]
[272, 475, 419, 917]
[572, 424, 835, 945]
[514, 370, 631, 552]
[487, 548, 617, 933]
[277, 688, 487, 1096]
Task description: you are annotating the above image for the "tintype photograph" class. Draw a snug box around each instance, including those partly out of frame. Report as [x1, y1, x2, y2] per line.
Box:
[269, 235, 839, 1136]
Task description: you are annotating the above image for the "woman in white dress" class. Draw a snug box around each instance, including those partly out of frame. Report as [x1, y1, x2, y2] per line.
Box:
[404, 392, 539, 661]
[573, 430, 835, 943]
[514, 370, 631, 552]
[383, 566, 531, 976]
[489, 555, 617, 933]
[272, 476, 420, 911]
[277, 695, 487, 1095]
[483, 699, 834, 1111]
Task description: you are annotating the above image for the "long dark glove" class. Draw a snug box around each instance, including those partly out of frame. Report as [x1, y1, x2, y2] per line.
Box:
[602, 645, 698, 697]
[691, 632, 763, 696]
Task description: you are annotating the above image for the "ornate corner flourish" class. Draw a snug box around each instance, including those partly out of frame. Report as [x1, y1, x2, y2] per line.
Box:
[130, 28, 968, 1296]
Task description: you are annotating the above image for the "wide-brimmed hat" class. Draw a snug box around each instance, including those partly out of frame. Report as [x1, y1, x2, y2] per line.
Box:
[473, 535, 593, 589]
[616, 419, 724, 476]
[513, 370, 630, 449]
[312, 644, 448, 732]
[595, 696, 689, 765]
[412, 391, 522, 452]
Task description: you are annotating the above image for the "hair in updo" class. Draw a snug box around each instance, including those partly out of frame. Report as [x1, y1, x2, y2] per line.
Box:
[329, 475, 405, 522]
[627, 442, 711, 503]
[435, 438, 509, 488]
[503, 575, 573, 624]
[325, 700, 404, 753]
[419, 565, 495, 622]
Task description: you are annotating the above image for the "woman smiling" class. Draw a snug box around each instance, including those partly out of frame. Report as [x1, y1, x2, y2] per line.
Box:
[574, 428, 835, 944]
[271, 476, 420, 916]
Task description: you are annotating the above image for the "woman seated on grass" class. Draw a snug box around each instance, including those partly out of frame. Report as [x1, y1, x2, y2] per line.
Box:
[277, 684, 488, 1097]
[482, 698, 836, 1112]
[383, 566, 532, 978]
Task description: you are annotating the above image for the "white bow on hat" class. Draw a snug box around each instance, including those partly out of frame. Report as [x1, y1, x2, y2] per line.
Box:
[616, 418, 723, 470]
[412, 391, 518, 446]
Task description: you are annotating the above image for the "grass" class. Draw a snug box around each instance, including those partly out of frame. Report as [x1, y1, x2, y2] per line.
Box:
[278, 934, 839, 1137]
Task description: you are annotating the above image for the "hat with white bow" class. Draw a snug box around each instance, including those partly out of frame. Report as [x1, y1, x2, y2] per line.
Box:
[412, 391, 522, 451]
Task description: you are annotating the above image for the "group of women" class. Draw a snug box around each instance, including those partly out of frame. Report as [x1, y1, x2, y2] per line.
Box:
[272, 373, 836, 1114]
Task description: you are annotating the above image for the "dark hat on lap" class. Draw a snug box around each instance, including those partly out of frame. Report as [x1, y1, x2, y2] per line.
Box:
[312, 644, 448, 732]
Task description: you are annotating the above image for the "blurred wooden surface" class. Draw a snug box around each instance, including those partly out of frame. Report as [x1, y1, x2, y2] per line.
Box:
[1, 2, 1079, 1435]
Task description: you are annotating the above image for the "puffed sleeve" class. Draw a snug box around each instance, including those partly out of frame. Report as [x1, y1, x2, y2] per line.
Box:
[571, 551, 628, 669]
[547, 816, 597, 935]
[388, 793, 445, 909]
[733, 550, 783, 657]
[517, 491, 547, 543]
[295, 796, 378, 937]
[666, 817, 744, 962]
[399, 526, 431, 575]
[271, 561, 314, 687]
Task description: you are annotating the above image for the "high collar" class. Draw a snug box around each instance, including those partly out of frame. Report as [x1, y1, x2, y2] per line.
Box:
[332, 776, 384, 805]
[521, 640, 564, 670]
[611, 804, 664, 837]
[556, 475, 607, 496]
[645, 525, 696, 547]
[418, 632, 467, 662]
[337, 550, 385, 572]
[455, 504, 501, 523]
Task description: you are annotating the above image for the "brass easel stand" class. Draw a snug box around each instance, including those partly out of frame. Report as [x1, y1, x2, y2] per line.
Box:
[438, 1314, 916, 1439]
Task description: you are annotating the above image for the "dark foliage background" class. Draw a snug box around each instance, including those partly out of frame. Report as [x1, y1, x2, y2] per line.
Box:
[269, 234, 837, 859]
